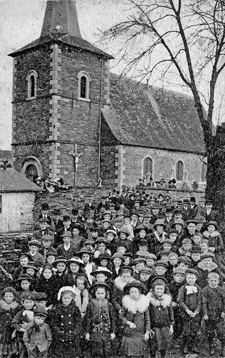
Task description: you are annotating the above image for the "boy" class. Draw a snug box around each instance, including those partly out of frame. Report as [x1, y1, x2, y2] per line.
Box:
[177, 256, 191, 272]
[178, 238, 192, 257]
[28, 240, 45, 268]
[203, 221, 224, 269]
[139, 266, 152, 290]
[56, 232, 77, 259]
[162, 239, 173, 254]
[196, 252, 220, 288]
[177, 268, 201, 354]
[39, 235, 56, 261]
[150, 260, 168, 284]
[202, 272, 225, 356]
[12, 253, 31, 281]
[192, 232, 203, 247]
[190, 246, 202, 268]
[168, 267, 185, 343]
[132, 257, 147, 279]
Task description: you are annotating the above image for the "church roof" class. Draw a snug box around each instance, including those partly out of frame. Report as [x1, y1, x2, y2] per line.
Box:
[0, 168, 42, 193]
[9, 0, 113, 59]
[102, 74, 205, 154]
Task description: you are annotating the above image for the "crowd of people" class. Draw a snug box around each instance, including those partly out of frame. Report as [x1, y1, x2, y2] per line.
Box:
[0, 189, 225, 358]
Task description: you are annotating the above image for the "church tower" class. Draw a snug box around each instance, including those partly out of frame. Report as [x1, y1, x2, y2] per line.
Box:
[9, 0, 112, 186]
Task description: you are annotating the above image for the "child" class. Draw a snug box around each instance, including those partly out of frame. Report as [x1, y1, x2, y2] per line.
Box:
[11, 292, 35, 358]
[17, 274, 34, 301]
[132, 257, 147, 280]
[177, 256, 191, 272]
[177, 268, 201, 354]
[203, 221, 224, 269]
[139, 267, 152, 291]
[51, 286, 82, 358]
[85, 282, 116, 358]
[105, 229, 118, 254]
[97, 253, 112, 269]
[178, 238, 192, 257]
[148, 277, 174, 358]
[117, 228, 133, 254]
[46, 251, 57, 267]
[53, 257, 68, 293]
[123, 252, 133, 267]
[192, 233, 203, 247]
[64, 257, 85, 286]
[93, 238, 111, 259]
[150, 260, 168, 284]
[146, 253, 157, 270]
[190, 246, 201, 268]
[120, 281, 150, 358]
[78, 247, 96, 284]
[200, 238, 209, 254]
[168, 268, 185, 343]
[202, 272, 225, 356]
[71, 223, 85, 252]
[28, 240, 45, 268]
[12, 253, 30, 282]
[149, 219, 167, 255]
[23, 307, 52, 358]
[73, 273, 89, 318]
[0, 287, 19, 358]
[162, 239, 173, 254]
[35, 264, 58, 307]
[57, 232, 77, 260]
[39, 235, 56, 261]
[196, 252, 220, 288]
[90, 267, 113, 290]
[167, 253, 178, 282]
[111, 253, 124, 280]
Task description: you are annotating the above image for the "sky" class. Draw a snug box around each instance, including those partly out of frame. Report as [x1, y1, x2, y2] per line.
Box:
[1, 0, 225, 149]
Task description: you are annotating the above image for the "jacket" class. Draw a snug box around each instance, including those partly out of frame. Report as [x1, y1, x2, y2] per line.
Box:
[23, 322, 52, 352]
[148, 292, 174, 328]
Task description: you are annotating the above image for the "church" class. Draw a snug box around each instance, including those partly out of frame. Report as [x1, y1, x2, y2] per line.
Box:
[9, 0, 206, 190]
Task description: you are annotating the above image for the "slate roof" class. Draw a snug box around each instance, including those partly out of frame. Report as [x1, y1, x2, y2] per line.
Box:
[0, 168, 42, 193]
[102, 74, 205, 154]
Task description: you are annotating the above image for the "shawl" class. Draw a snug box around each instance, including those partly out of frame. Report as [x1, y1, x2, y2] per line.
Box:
[122, 294, 149, 314]
[147, 292, 172, 308]
[0, 299, 18, 311]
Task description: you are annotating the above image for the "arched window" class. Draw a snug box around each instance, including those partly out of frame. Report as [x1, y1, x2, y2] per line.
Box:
[26, 70, 38, 99]
[176, 160, 184, 181]
[22, 156, 43, 182]
[201, 162, 207, 182]
[77, 71, 91, 100]
[143, 157, 153, 177]
[25, 164, 38, 182]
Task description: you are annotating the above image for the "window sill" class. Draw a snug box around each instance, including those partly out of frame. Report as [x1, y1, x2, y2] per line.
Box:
[77, 97, 90, 102]
[26, 97, 37, 101]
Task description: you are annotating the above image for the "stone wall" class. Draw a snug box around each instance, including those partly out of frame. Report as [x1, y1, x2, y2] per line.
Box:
[122, 145, 206, 190]
[0, 192, 35, 232]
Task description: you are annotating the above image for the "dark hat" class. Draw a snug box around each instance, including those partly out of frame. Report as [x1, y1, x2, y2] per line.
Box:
[41, 203, 49, 211]
[173, 267, 186, 276]
[185, 268, 199, 277]
[89, 282, 111, 294]
[75, 272, 89, 281]
[190, 196, 196, 203]
[28, 239, 41, 246]
[123, 209, 131, 218]
[206, 221, 218, 229]
[102, 218, 111, 223]
[177, 256, 191, 265]
[172, 219, 184, 227]
[95, 237, 108, 245]
[139, 267, 152, 274]
[156, 251, 170, 259]
[123, 280, 147, 295]
[46, 250, 57, 257]
[53, 256, 67, 266]
[71, 223, 84, 232]
[77, 247, 93, 256]
[183, 199, 190, 204]
[194, 215, 206, 224]
[154, 219, 166, 228]
[62, 231, 72, 238]
[205, 200, 213, 205]
[155, 260, 168, 268]
[122, 252, 133, 258]
[34, 307, 48, 318]
[24, 263, 39, 272]
[42, 264, 54, 272]
[90, 267, 112, 277]
[98, 253, 111, 262]
[84, 239, 95, 246]
[200, 252, 215, 260]
[119, 227, 129, 236]
[34, 292, 48, 301]
[151, 276, 168, 286]
[42, 235, 53, 242]
[139, 239, 148, 246]
[66, 257, 84, 266]
[132, 257, 147, 265]
[163, 239, 173, 245]
[191, 246, 201, 253]
[186, 219, 198, 225]
[119, 266, 134, 275]
[111, 252, 124, 261]
[17, 274, 33, 281]
[21, 292, 35, 301]
[165, 207, 173, 213]
[39, 218, 49, 223]
[131, 210, 140, 217]
[134, 224, 147, 232]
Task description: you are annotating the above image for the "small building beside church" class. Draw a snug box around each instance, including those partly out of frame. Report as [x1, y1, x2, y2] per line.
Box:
[9, 0, 206, 190]
[0, 168, 41, 232]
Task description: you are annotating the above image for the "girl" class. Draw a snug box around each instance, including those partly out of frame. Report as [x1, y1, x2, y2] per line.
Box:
[35, 264, 58, 307]
[78, 247, 96, 285]
[71, 223, 85, 252]
[65, 257, 85, 286]
[177, 268, 201, 355]
[93, 238, 111, 259]
[203, 221, 224, 269]
[148, 277, 174, 358]
[53, 257, 68, 293]
[51, 286, 82, 358]
[0, 287, 19, 357]
[149, 219, 167, 255]
[120, 281, 150, 358]
[85, 283, 116, 358]
[73, 273, 90, 318]
[16, 274, 34, 301]
[111, 253, 124, 280]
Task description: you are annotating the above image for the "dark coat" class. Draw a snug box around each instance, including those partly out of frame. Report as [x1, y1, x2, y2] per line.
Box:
[54, 272, 68, 294]
[196, 261, 221, 288]
[0, 300, 20, 344]
[148, 292, 174, 328]
[202, 285, 225, 321]
[57, 244, 77, 260]
[23, 322, 52, 352]
[35, 275, 58, 305]
[28, 252, 45, 268]
[84, 299, 116, 334]
[149, 232, 168, 255]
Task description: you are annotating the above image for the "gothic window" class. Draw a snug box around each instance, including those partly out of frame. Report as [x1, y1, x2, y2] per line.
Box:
[176, 160, 184, 181]
[77, 71, 91, 100]
[201, 162, 207, 182]
[26, 70, 38, 99]
[143, 157, 153, 177]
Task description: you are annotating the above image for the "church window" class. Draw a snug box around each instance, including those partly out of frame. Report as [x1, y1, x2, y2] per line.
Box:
[22, 156, 43, 182]
[143, 157, 153, 177]
[77, 71, 91, 101]
[26, 70, 38, 99]
[176, 160, 184, 181]
[200, 162, 207, 182]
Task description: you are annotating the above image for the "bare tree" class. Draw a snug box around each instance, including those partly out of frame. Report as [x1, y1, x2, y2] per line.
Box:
[103, 0, 225, 215]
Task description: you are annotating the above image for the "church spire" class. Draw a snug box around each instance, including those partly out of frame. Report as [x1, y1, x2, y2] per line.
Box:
[41, 0, 82, 38]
